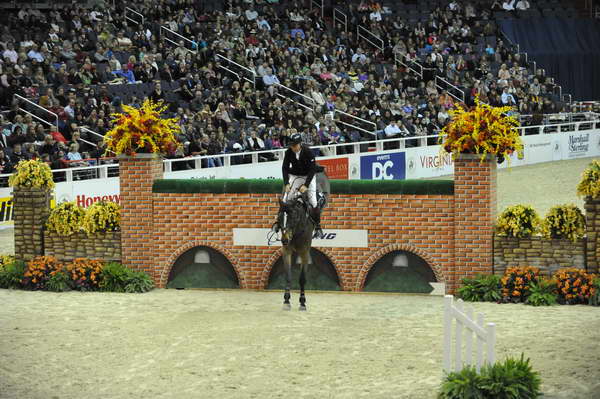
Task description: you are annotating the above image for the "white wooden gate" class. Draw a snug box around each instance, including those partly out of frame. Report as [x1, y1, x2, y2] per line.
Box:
[443, 295, 496, 373]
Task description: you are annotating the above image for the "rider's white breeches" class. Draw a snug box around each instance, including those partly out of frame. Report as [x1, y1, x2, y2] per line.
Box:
[284, 173, 317, 208]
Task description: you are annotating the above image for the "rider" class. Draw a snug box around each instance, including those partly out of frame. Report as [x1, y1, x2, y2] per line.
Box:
[275, 132, 323, 235]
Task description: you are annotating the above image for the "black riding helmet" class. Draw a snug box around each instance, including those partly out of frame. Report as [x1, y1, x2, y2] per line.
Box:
[289, 133, 302, 145]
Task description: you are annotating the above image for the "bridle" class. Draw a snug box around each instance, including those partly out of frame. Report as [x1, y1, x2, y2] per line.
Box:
[281, 193, 310, 245]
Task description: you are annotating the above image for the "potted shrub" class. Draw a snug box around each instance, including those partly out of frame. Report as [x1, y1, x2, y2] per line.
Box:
[82, 201, 120, 234]
[8, 159, 55, 191]
[496, 204, 541, 238]
[46, 202, 86, 236]
[577, 159, 600, 200]
[541, 204, 585, 242]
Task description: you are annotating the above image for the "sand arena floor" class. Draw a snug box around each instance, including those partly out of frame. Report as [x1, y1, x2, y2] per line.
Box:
[1, 289, 599, 399]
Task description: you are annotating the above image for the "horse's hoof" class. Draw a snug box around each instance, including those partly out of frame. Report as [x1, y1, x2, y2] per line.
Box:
[299, 305, 307, 311]
[282, 303, 291, 311]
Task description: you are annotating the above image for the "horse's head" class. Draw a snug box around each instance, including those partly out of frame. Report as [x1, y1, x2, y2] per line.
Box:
[279, 198, 306, 246]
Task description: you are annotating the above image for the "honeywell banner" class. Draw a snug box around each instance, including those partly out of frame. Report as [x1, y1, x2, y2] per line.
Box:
[233, 228, 369, 248]
[54, 177, 120, 207]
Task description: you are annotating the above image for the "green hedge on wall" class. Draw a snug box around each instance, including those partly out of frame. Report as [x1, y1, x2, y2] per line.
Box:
[153, 179, 454, 195]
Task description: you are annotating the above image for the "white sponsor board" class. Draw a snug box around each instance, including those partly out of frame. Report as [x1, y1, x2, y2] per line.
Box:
[233, 228, 369, 248]
[165, 161, 283, 180]
[563, 131, 598, 159]
[405, 146, 454, 179]
[54, 177, 120, 207]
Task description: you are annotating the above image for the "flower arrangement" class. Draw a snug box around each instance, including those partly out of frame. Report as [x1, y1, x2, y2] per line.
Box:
[46, 202, 86, 236]
[553, 268, 595, 305]
[438, 97, 523, 163]
[541, 204, 585, 242]
[496, 205, 541, 238]
[66, 258, 104, 291]
[82, 201, 120, 234]
[576, 159, 600, 200]
[104, 99, 181, 156]
[8, 159, 55, 189]
[501, 266, 540, 303]
[21, 256, 63, 290]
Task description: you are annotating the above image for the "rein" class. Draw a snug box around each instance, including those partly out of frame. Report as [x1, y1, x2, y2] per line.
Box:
[268, 192, 311, 246]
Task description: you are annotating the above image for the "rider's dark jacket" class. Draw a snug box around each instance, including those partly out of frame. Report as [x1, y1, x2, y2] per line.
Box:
[282, 145, 317, 186]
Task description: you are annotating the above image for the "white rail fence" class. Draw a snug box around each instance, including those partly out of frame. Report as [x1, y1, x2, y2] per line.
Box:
[357, 25, 384, 52]
[443, 295, 496, 373]
[394, 53, 423, 79]
[13, 94, 59, 132]
[124, 7, 144, 25]
[435, 76, 465, 103]
[215, 54, 257, 88]
[1, 119, 599, 185]
[160, 26, 197, 54]
[333, 8, 348, 32]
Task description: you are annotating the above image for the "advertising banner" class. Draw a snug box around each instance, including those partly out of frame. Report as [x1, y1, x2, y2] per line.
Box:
[165, 161, 283, 180]
[318, 157, 349, 180]
[564, 131, 594, 159]
[0, 196, 12, 229]
[405, 147, 454, 179]
[233, 228, 369, 248]
[360, 152, 406, 180]
[54, 177, 120, 207]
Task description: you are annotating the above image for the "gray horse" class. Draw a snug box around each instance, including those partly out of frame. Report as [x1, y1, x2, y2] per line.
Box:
[277, 172, 329, 311]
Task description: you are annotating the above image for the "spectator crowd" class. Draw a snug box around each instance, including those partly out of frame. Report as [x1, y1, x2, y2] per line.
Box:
[0, 0, 573, 178]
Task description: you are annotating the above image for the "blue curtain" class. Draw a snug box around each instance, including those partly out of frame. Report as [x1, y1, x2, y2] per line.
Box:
[499, 18, 600, 101]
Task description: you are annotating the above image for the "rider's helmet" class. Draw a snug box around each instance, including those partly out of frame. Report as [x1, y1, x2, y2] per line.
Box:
[289, 133, 303, 145]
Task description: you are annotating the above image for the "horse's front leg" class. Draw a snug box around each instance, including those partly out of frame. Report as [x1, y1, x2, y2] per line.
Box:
[282, 250, 292, 311]
[299, 249, 309, 311]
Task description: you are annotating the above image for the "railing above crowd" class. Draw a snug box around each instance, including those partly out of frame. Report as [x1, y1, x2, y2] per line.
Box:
[1, 116, 598, 187]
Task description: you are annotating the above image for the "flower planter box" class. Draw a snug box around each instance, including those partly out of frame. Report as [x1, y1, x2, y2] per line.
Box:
[494, 235, 585, 276]
[43, 231, 121, 263]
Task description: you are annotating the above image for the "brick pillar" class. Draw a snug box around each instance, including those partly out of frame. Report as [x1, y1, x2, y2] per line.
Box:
[584, 198, 600, 274]
[12, 187, 52, 262]
[453, 154, 497, 292]
[119, 154, 163, 279]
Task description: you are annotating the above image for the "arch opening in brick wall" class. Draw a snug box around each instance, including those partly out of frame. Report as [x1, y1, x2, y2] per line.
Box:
[358, 245, 445, 293]
[265, 248, 341, 291]
[363, 250, 438, 293]
[165, 245, 240, 289]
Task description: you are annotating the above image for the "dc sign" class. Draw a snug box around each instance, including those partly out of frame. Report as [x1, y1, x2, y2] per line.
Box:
[360, 152, 406, 180]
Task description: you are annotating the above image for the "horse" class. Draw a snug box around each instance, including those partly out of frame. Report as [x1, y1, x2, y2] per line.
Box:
[277, 172, 329, 311]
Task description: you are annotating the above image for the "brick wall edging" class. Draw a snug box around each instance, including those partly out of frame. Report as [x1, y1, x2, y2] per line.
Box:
[158, 240, 242, 288]
[356, 243, 447, 291]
